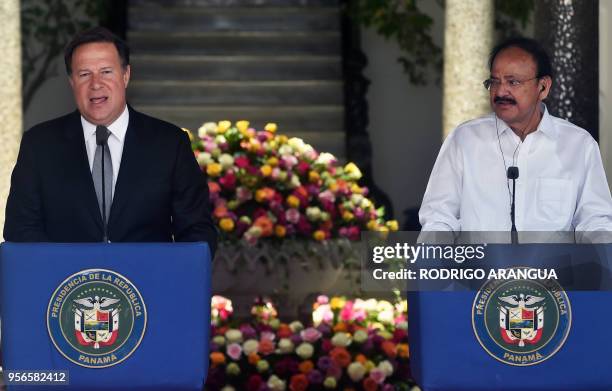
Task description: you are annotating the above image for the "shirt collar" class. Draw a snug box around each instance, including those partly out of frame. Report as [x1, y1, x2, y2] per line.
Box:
[80, 105, 130, 142]
[496, 103, 557, 139]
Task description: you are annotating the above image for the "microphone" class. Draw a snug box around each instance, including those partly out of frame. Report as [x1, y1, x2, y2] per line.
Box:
[96, 126, 110, 242]
[507, 166, 519, 244]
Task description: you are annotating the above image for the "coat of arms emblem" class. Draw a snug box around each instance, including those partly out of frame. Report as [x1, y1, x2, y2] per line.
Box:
[498, 293, 545, 347]
[73, 296, 120, 349]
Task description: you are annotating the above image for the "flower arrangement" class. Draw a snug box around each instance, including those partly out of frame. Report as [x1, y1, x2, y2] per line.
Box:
[187, 121, 398, 243]
[206, 295, 417, 391]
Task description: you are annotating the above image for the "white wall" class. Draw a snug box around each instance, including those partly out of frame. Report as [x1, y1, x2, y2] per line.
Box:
[23, 57, 75, 131]
[600, 0, 612, 186]
[361, 3, 444, 227]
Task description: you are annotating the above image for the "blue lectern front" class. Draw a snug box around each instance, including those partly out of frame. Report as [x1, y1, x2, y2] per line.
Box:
[0, 243, 211, 390]
[408, 244, 612, 391]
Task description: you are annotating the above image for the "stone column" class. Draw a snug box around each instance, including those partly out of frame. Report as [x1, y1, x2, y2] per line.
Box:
[0, 0, 22, 237]
[443, 0, 494, 138]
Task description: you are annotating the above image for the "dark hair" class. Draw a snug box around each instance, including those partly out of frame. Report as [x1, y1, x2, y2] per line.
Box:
[64, 27, 130, 75]
[488, 37, 553, 80]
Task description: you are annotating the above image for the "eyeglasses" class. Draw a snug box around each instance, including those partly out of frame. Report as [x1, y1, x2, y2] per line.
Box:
[483, 77, 539, 90]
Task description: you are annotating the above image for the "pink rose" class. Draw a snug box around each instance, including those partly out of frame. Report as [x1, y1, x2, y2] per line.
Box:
[236, 186, 253, 202]
[235, 155, 250, 169]
[226, 343, 242, 361]
[300, 327, 323, 343]
[369, 368, 386, 384]
[285, 208, 300, 224]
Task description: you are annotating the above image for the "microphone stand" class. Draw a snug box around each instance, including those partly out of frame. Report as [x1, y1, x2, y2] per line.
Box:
[507, 166, 519, 244]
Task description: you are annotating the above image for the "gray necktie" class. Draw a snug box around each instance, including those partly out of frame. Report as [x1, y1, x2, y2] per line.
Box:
[92, 126, 113, 223]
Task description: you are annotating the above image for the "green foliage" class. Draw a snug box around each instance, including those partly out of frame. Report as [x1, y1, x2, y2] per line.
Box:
[346, 0, 535, 85]
[346, 0, 442, 85]
[21, 0, 108, 111]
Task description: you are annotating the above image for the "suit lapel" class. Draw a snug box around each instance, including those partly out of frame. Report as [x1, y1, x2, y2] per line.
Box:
[63, 110, 103, 231]
[108, 108, 147, 229]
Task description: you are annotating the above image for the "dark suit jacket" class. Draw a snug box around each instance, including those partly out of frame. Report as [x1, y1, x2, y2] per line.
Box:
[4, 107, 217, 254]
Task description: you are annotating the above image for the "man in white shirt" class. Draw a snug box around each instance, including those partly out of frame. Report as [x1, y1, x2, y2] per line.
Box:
[419, 37, 612, 238]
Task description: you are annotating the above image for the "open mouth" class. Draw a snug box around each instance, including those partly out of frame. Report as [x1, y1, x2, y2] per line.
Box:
[89, 97, 108, 104]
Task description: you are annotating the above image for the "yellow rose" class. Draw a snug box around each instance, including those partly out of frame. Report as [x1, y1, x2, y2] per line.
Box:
[308, 171, 320, 183]
[219, 218, 235, 232]
[330, 297, 346, 310]
[287, 195, 300, 208]
[313, 230, 326, 241]
[351, 183, 363, 194]
[217, 120, 232, 134]
[386, 220, 399, 231]
[260, 165, 273, 177]
[342, 211, 354, 222]
[344, 162, 362, 180]
[236, 120, 250, 132]
[366, 220, 378, 230]
[255, 189, 267, 203]
[267, 157, 279, 167]
[277, 135, 288, 144]
[264, 122, 278, 133]
[206, 163, 222, 177]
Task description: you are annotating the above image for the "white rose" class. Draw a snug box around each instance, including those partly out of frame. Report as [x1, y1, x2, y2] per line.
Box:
[243, 339, 259, 356]
[279, 145, 293, 156]
[289, 175, 301, 189]
[315, 152, 336, 165]
[218, 153, 234, 169]
[289, 321, 304, 333]
[212, 335, 226, 346]
[198, 122, 217, 137]
[331, 332, 352, 347]
[377, 309, 394, 324]
[267, 375, 286, 391]
[347, 362, 366, 382]
[196, 152, 212, 166]
[278, 338, 294, 354]
[295, 343, 314, 359]
[288, 137, 305, 153]
[378, 360, 394, 377]
[353, 329, 368, 344]
[225, 329, 243, 344]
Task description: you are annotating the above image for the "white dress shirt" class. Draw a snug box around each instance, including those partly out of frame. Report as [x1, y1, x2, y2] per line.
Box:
[81, 105, 129, 198]
[419, 105, 612, 234]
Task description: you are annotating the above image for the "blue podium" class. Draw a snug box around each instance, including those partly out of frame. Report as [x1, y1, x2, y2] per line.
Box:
[408, 244, 612, 391]
[0, 243, 211, 390]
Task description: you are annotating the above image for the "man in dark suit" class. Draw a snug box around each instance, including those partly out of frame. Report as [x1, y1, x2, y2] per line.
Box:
[4, 27, 217, 254]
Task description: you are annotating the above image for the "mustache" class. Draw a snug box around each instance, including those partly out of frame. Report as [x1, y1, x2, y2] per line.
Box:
[494, 96, 516, 105]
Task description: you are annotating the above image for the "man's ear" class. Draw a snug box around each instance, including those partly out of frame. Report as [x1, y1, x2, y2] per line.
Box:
[539, 76, 552, 100]
[123, 65, 131, 88]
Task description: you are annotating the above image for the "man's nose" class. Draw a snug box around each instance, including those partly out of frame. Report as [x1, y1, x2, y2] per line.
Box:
[89, 73, 102, 89]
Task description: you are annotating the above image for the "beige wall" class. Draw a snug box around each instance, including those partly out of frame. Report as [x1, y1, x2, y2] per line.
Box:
[0, 0, 22, 237]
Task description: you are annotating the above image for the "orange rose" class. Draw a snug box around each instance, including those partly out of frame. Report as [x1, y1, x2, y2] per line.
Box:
[253, 216, 274, 237]
[381, 340, 397, 359]
[275, 225, 287, 238]
[213, 205, 228, 219]
[210, 352, 226, 367]
[330, 347, 351, 368]
[277, 324, 292, 339]
[298, 360, 314, 374]
[289, 374, 309, 391]
[355, 354, 367, 365]
[397, 343, 409, 358]
[248, 352, 261, 365]
[333, 322, 348, 333]
[258, 339, 275, 355]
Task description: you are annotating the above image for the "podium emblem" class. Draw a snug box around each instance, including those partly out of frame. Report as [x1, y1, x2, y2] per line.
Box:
[472, 267, 571, 366]
[47, 269, 147, 368]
